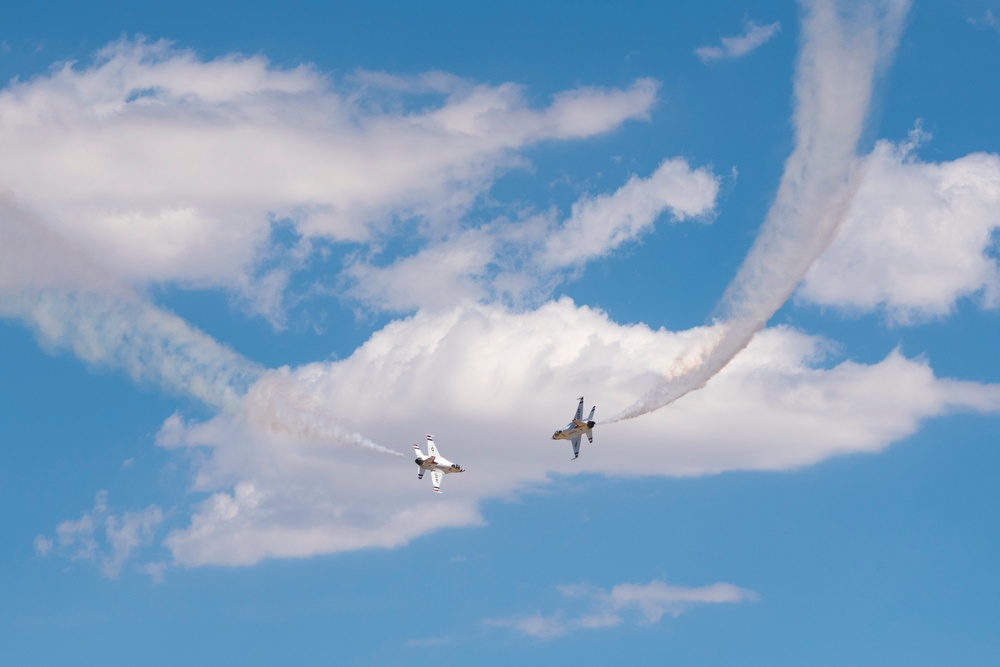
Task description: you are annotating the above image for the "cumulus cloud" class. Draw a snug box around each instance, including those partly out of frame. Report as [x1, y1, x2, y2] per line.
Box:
[799, 128, 1000, 322]
[0, 38, 658, 319]
[695, 19, 782, 63]
[35, 491, 164, 579]
[149, 300, 1000, 566]
[485, 579, 759, 639]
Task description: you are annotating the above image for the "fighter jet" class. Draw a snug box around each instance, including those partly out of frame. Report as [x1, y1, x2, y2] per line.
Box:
[552, 396, 596, 460]
[414, 434, 465, 493]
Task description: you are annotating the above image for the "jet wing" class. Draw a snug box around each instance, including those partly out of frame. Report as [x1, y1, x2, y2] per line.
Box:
[427, 435, 439, 458]
[571, 435, 581, 459]
[431, 469, 443, 493]
[574, 397, 584, 421]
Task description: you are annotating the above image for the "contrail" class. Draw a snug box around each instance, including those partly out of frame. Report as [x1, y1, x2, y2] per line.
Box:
[609, 0, 911, 423]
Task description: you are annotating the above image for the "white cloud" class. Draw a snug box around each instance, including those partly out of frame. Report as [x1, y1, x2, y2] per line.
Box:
[102, 505, 164, 579]
[344, 158, 720, 312]
[485, 579, 758, 639]
[33, 535, 53, 557]
[344, 226, 500, 312]
[695, 19, 782, 63]
[148, 300, 1000, 567]
[0, 38, 659, 318]
[539, 158, 719, 270]
[37, 491, 164, 578]
[799, 130, 1000, 322]
[602, 580, 759, 622]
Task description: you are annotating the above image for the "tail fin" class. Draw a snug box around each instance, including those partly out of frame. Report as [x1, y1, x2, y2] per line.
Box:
[586, 405, 596, 444]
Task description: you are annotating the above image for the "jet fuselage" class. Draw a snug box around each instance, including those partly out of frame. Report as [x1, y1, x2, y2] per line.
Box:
[551, 419, 596, 441]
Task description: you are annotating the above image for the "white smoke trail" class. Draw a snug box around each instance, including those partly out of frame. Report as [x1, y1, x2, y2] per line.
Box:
[610, 0, 911, 422]
[1, 195, 261, 409]
[1, 286, 263, 410]
[239, 368, 404, 456]
[1, 195, 394, 454]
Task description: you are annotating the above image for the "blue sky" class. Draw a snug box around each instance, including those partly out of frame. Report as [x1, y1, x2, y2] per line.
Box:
[2, 0, 1000, 664]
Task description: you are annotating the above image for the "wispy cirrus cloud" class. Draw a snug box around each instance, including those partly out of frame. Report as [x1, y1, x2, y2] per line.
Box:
[485, 579, 759, 639]
[695, 19, 782, 63]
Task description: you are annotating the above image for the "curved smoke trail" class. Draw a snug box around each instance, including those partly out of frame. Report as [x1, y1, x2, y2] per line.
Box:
[609, 0, 911, 423]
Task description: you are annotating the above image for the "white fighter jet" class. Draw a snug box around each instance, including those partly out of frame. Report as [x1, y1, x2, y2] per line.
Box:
[551, 396, 596, 460]
[414, 434, 465, 493]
